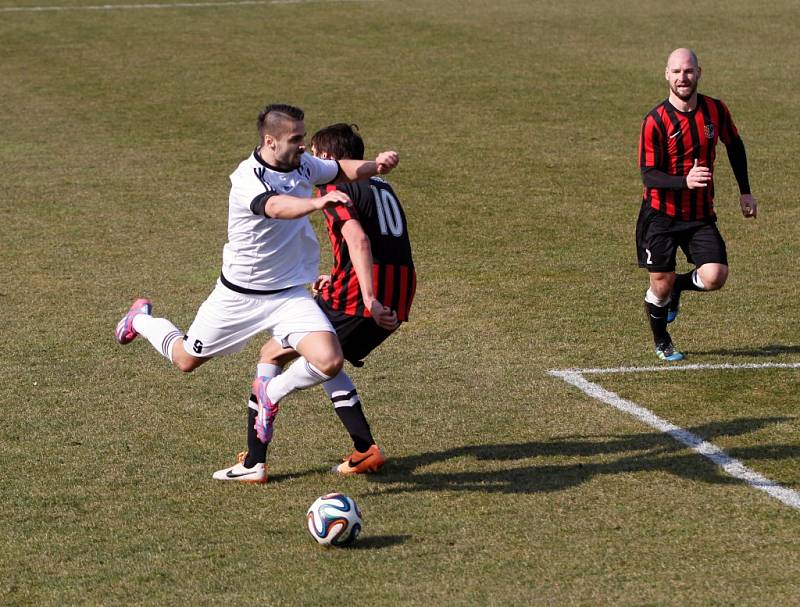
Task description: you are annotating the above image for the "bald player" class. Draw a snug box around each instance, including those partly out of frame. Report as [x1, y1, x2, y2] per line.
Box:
[636, 48, 757, 361]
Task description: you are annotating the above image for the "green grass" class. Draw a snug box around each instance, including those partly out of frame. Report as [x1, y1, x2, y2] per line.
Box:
[2, 0, 799, 604]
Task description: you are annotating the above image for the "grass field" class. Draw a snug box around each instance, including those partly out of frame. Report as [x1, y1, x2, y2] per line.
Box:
[2, 0, 799, 604]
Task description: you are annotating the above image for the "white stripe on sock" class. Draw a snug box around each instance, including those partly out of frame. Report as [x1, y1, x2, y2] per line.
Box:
[162, 331, 183, 362]
[331, 389, 360, 408]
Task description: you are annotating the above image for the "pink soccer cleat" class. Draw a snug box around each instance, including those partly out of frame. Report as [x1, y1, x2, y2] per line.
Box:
[114, 298, 152, 344]
[252, 376, 280, 444]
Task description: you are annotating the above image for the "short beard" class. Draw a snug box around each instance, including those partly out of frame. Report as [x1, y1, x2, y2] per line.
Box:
[671, 82, 697, 101]
[275, 152, 302, 171]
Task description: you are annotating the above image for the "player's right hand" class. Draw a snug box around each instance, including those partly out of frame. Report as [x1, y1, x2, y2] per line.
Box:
[686, 158, 712, 189]
[375, 151, 399, 175]
[315, 189, 352, 210]
[368, 299, 399, 331]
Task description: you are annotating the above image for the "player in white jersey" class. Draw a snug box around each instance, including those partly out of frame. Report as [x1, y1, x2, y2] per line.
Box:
[114, 104, 399, 483]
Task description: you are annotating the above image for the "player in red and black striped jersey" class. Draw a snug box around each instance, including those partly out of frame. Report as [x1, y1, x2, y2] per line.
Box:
[312, 124, 415, 368]
[636, 48, 757, 361]
[258, 123, 415, 474]
[318, 177, 416, 324]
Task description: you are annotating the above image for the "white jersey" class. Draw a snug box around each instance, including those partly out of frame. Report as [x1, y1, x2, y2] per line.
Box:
[221, 149, 339, 292]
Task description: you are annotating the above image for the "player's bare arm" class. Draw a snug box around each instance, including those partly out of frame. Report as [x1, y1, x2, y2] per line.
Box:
[265, 190, 352, 219]
[337, 151, 399, 183]
[340, 219, 399, 331]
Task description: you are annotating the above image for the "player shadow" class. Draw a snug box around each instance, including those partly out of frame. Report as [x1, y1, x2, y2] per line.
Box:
[366, 416, 797, 495]
[691, 343, 800, 357]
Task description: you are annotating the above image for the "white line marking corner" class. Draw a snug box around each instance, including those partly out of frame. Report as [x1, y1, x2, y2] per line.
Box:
[548, 364, 800, 511]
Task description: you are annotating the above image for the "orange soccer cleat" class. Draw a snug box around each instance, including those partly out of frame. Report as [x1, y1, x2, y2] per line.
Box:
[332, 444, 386, 475]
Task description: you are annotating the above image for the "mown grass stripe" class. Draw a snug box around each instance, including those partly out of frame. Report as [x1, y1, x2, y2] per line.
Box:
[0, 0, 378, 12]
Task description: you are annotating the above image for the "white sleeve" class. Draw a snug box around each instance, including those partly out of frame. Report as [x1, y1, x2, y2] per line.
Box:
[229, 164, 273, 212]
[306, 154, 340, 186]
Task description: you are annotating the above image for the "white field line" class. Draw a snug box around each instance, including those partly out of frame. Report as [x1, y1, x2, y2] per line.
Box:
[560, 361, 800, 375]
[0, 0, 378, 12]
[548, 365, 800, 511]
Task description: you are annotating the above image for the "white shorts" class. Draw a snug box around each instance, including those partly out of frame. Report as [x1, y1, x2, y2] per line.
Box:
[183, 281, 334, 358]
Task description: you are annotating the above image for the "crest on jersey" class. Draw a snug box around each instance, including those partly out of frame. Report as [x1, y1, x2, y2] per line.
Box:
[704, 123, 715, 139]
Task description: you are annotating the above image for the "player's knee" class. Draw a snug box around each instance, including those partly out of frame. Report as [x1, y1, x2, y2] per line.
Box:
[648, 273, 675, 299]
[174, 357, 200, 373]
[699, 265, 728, 291]
[704, 276, 727, 291]
[293, 331, 344, 377]
[316, 353, 344, 378]
[171, 347, 204, 373]
[307, 347, 343, 378]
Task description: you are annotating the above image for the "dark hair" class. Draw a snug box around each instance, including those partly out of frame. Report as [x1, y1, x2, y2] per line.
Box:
[257, 104, 304, 139]
[310, 123, 365, 160]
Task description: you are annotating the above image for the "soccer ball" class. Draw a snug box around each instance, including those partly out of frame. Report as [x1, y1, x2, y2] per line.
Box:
[306, 492, 363, 547]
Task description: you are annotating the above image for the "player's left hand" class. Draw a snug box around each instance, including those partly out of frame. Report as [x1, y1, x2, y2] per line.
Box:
[312, 275, 331, 295]
[740, 193, 757, 218]
[375, 151, 399, 175]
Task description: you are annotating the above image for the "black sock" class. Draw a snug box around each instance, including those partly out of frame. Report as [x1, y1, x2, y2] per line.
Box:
[674, 270, 704, 293]
[645, 301, 670, 346]
[244, 396, 267, 468]
[335, 402, 374, 453]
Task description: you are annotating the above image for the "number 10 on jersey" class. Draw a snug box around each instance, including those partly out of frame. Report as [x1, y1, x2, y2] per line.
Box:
[370, 185, 404, 237]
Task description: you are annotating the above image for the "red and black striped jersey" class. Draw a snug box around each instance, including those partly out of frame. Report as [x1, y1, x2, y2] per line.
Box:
[318, 177, 416, 321]
[639, 94, 739, 220]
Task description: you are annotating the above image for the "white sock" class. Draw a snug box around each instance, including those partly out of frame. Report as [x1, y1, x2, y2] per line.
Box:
[644, 288, 670, 307]
[132, 314, 183, 362]
[267, 358, 331, 403]
[322, 371, 359, 408]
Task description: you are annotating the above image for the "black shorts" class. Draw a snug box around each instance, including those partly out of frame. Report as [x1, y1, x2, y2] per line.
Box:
[315, 296, 396, 367]
[635, 202, 728, 272]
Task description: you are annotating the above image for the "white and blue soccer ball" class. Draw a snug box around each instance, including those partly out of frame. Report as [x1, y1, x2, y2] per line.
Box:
[306, 492, 363, 547]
